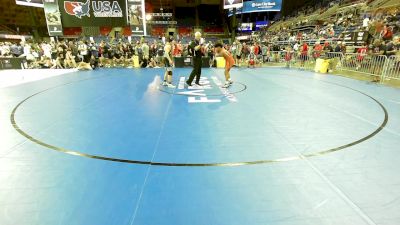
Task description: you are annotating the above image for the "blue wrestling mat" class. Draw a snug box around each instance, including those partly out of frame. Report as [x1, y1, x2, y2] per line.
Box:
[1, 67, 399, 225]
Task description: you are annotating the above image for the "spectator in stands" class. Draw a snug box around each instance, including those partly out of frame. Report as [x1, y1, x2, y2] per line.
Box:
[207, 42, 214, 68]
[393, 36, 400, 56]
[38, 56, 53, 69]
[42, 42, 52, 59]
[52, 42, 62, 63]
[263, 44, 271, 63]
[149, 41, 157, 59]
[385, 39, 397, 57]
[156, 43, 164, 67]
[58, 40, 68, 54]
[261, 44, 268, 63]
[371, 39, 386, 56]
[356, 42, 368, 70]
[140, 55, 148, 68]
[203, 41, 212, 58]
[1, 42, 11, 57]
[381, 25, 393, 41]
[323, 41, 333, 54]
[253, 42, 263, 63]
[231, 41, 237, 63]
[113, 44, 124, 67]
[142, 41, 150, 59]
[22, 42, 35, 63]
[285, 46, 294, 68]
[136, 42, 143, 63]
[89, 42, 99, 59]
[177, 41, 183, 56]
[334, 41, 343, 53]
[99, 41, 108, 67]
[68, 41, 78, 58]
[89, 54, 98, 70]
[53, 45, 65, 69]
[107, 43, 116, 67]
[146, 57, 156, 68]
[235, 40, 242, 66]
[10, 42, 21, 57]
[242, 43, 250, 63]
[180, 44, 188, 58]
[272, 43, 280, 62]
[171, 40, 179, 57]
[78, 41, 88, 63]
[65, 48, 77, 68]
[341, 42, 347, 53]
[300, 42, 309, 66]
[124, 44, 134, 68]
[363, 16, 370, 30]
[313, 41, 323, 59]
[247, 47, 257, 68]
[289, 34, 296, 44]
[293, 42, 300, 52]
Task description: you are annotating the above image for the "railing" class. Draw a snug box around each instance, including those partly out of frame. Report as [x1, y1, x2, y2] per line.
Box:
[260, 51, 400, 82]
[383, 55, 400, 81]
[341, 53, 381, 77]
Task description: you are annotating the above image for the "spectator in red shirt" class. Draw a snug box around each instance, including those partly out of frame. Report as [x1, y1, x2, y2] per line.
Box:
[381, 25, 393, 41]
[356, 43, 368, 70]
[253, 42, 260, 55]
[313, 41, 323, 59]
[172, 41, 180, 57]
[300, 42, 309, 66]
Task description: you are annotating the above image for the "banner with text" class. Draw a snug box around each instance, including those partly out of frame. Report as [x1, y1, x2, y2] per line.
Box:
[127, 0, 146, 36]
[16, 0, 43, 8]
[44, 0, 63, 36]
[147, 21, 177, 25]
[228, 0, 282, 17]
[255, 21, 269, 30]
[59, 0, 128, 27]
[342, 31, 368, 44]
[224, 0, 243, 9]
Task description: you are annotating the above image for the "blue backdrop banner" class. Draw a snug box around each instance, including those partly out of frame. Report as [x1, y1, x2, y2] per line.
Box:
[228, 0, 282, 17]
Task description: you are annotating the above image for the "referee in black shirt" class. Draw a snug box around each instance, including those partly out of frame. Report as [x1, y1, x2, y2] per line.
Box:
[186, 32, 203, 87]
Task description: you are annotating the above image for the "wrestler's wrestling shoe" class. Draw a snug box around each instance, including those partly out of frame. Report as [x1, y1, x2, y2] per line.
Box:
[222, 82, 231, 88]
[167, 83, 176, 88]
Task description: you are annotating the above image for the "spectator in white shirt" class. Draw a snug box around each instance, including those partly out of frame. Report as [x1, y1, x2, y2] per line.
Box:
[363, 16, 370, 29]
[78, 41, 88, 62]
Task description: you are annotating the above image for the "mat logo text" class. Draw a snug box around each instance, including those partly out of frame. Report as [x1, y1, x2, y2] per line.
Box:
[177, 77, 237, 104]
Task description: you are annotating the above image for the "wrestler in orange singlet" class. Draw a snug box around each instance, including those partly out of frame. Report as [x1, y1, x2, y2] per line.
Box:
[214, 42, 235, 88]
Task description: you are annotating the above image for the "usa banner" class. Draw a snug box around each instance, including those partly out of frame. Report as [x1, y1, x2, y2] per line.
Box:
[59, 0, 128, 27]
[127, 0, 146, 36]
[43, 0, 63, 36]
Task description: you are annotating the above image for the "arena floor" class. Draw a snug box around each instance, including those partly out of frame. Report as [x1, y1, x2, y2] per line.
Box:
[1, 67, 400, 225]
